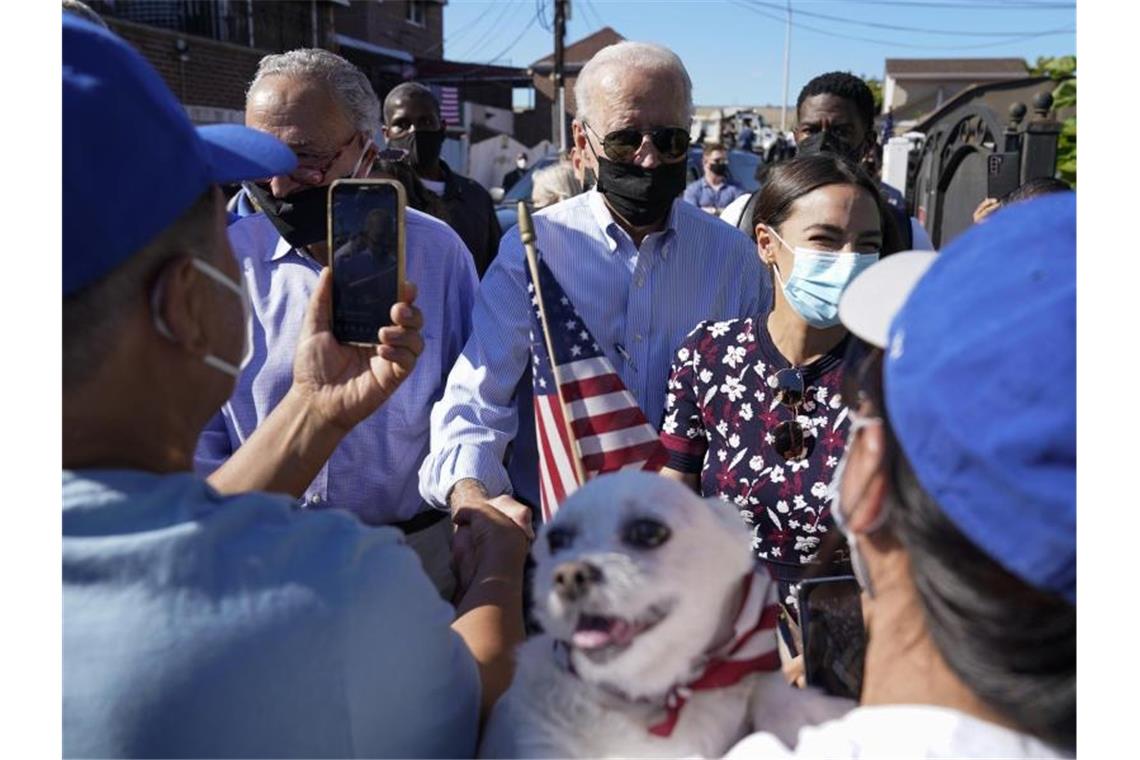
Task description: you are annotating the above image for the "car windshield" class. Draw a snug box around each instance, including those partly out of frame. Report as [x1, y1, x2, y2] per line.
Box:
[502, 156, 559, 204]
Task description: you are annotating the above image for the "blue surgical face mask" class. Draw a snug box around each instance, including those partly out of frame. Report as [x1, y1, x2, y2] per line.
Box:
[768, 228, 879, 328]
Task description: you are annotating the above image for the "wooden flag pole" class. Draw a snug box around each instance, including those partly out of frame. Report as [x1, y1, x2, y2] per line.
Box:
[518, 201, 588, 487]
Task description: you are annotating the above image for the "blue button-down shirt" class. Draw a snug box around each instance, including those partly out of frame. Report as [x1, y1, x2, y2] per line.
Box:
[195, 210, 478, 525]
[419, 190, 771, 508]
[684, 177, 745, 211]
[63, 469, 479, 758]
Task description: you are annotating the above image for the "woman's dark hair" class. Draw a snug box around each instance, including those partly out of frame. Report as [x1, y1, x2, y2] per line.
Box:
[370, 159, 449, 223]
[1002, 176, 1072, 205]
[841, 339, 1076, 750]
[751, 153, 905, 255]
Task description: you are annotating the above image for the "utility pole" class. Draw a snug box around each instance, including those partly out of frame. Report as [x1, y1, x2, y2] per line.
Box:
[781, 0, 791, 132]
[553, 0, 569, 153]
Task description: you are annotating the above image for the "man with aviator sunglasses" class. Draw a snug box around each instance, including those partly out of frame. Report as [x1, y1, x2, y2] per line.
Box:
[422, 41, 770, 534]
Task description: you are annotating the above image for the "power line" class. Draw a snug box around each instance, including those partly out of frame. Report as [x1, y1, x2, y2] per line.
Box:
[452, 0, 522, 61]
[421, 0, 504, 57]
[483, 9, 542, 64]
[731, 0, 1072, 50]
[829, 0, 1074, 8]
[537, 0, 552, 33]
[745, 0, 1073, 37]
[581, 0, 607, 31]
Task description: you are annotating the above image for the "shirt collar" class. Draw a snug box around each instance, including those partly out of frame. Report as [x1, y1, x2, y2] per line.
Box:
[269, 231, 295, 262]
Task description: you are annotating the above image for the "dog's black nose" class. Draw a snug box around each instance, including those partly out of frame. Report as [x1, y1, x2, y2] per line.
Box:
[552, 561, 603, 601]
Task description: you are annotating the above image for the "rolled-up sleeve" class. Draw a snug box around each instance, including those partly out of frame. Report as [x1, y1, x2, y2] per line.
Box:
[418, 228, 534, 507]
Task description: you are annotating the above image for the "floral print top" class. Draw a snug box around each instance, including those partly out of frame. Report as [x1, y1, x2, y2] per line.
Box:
[660, 317, 853, 567]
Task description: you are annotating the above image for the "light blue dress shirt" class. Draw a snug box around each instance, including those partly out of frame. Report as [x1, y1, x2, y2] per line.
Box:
[195, 210, 478, 525]
[419, 190, 771, 508]
[63, 469, 480, 758]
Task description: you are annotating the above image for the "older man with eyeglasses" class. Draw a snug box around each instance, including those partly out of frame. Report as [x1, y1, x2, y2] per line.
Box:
[197, 49, 478, 598]
[421, 41, 772, 531]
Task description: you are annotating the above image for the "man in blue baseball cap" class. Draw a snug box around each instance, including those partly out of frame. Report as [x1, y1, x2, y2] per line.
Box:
[726, 192, 1076, 758]
[62, 16, 526, 758]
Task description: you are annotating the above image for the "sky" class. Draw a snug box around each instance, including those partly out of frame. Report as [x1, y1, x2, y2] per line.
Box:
[440, 0, 1076, 107]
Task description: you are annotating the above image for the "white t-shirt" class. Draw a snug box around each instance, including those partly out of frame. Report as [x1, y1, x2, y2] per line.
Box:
[725, 705, 1071, 759]
[422, 177, 446, 195]
[720, 192, 752, 229]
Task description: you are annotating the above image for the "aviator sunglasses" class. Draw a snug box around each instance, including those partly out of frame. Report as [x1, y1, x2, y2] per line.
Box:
[583, 121, 691, 163]
[772, 367, 810, 461]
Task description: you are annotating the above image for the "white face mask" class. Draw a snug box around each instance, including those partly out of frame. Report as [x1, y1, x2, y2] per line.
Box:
[828, 411, 886, 596]
[152, 258, 252, 379]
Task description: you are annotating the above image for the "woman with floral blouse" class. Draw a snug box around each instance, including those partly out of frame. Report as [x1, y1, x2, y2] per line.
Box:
[660, 153, 904, 667]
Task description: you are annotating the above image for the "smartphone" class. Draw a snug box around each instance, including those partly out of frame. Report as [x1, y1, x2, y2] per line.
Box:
[327, 179, 406, 346]
[798, 575, 866, 700]
[986, 152, 1021, 201]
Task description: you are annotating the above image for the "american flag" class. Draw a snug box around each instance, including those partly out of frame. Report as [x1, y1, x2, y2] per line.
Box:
[435, 85, 461, 126]
[527, 254, 669, 521]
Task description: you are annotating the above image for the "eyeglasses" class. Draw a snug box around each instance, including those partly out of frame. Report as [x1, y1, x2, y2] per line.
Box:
[291, 132, 360, 184]
[374, 147, 409, 163]
[772, 367, 810, 461]
[583, 121, 691, 163]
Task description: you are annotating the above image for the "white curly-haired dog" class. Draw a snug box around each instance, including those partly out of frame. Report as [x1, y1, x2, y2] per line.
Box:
[480, 472, 852, 758]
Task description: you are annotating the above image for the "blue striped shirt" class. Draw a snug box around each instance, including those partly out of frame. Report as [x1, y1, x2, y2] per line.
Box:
[194, 210, 478, 525]
[418, 190, 771, 508]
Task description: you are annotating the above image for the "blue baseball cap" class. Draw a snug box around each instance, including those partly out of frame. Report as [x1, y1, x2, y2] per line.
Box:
[838, 193, 1076, 604]
[63, 15, 297, 296]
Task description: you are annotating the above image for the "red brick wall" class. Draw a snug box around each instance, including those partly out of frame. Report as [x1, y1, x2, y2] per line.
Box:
[335, 0, 444, 60]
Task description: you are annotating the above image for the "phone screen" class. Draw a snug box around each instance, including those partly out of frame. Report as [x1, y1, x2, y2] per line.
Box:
[799, 575, 866, 700]
[329, 180, 403, 345]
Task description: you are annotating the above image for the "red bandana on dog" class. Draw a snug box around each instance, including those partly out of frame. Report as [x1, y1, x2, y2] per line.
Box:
[554, 570, 782, 738]
[648, 570, 781, 737]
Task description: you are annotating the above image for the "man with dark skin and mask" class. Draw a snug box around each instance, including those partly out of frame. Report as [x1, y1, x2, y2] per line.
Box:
[383, 82, 503, 277]
[419, 41, 770, 529]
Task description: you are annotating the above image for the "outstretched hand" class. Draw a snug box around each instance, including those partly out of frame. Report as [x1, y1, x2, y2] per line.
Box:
[292, 267, 424, 432]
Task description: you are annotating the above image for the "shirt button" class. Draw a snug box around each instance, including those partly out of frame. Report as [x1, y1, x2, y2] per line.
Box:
[310, 494, 323, 506]
[635, 334, 644, 342]
[635, 276, 645, 287]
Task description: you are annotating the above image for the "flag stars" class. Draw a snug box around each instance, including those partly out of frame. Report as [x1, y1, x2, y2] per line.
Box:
[570, 344, 582, 357]
[579, 330, 589, 341]
[565, 319, 577, 330]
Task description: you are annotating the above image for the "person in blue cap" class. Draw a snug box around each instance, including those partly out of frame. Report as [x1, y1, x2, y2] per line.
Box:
[725, 192, 1076, 758]
[62, 16, 527, 758]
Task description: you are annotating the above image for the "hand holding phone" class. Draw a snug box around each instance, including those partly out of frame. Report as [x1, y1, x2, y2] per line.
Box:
[290, 268, 424, 432]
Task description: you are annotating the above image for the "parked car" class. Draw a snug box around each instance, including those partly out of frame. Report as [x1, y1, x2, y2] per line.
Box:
[494, 154, 560, 232]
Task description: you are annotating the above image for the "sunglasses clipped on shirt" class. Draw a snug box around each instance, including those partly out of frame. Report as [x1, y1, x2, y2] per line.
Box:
[773, 367, 810, 462]
[584, 121, 691, 163]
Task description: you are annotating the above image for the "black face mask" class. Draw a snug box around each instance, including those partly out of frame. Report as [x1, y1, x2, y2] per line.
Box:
[243, 181, 328, 249]
[593, 155, 688, 228]
[387, 128, 445, 172]
[709, 162, 729, 177]
[796, 130, 861, 162]
[583, 165, 598, 192]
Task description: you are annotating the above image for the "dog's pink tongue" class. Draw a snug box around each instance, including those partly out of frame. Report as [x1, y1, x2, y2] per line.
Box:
[572, 629, 613, 649]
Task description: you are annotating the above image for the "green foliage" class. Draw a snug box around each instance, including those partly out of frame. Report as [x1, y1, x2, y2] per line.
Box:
[862, 76, 884, 113]
[1029, 56, 1076, 187]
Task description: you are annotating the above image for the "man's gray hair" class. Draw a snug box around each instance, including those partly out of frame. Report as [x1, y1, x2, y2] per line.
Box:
[574, 41, 693, 129]
[249, 48, 381, 135]
[63, 0, 110, 28]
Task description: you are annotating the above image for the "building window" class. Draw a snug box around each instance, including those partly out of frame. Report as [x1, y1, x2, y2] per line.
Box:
[512, 86, 535, 112]
[406, 1, 426, 27]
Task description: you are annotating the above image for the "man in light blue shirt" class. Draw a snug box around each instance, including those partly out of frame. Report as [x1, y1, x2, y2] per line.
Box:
[63, 18, 525, 758]
[420, 42, 770, 525]
[194, 49, 478, 595]
[683, 142, 745, 214]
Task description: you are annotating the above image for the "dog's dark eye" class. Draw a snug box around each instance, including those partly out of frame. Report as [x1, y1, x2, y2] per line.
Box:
[622, 518, 671, 549]
[546, 526, 576, 553]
